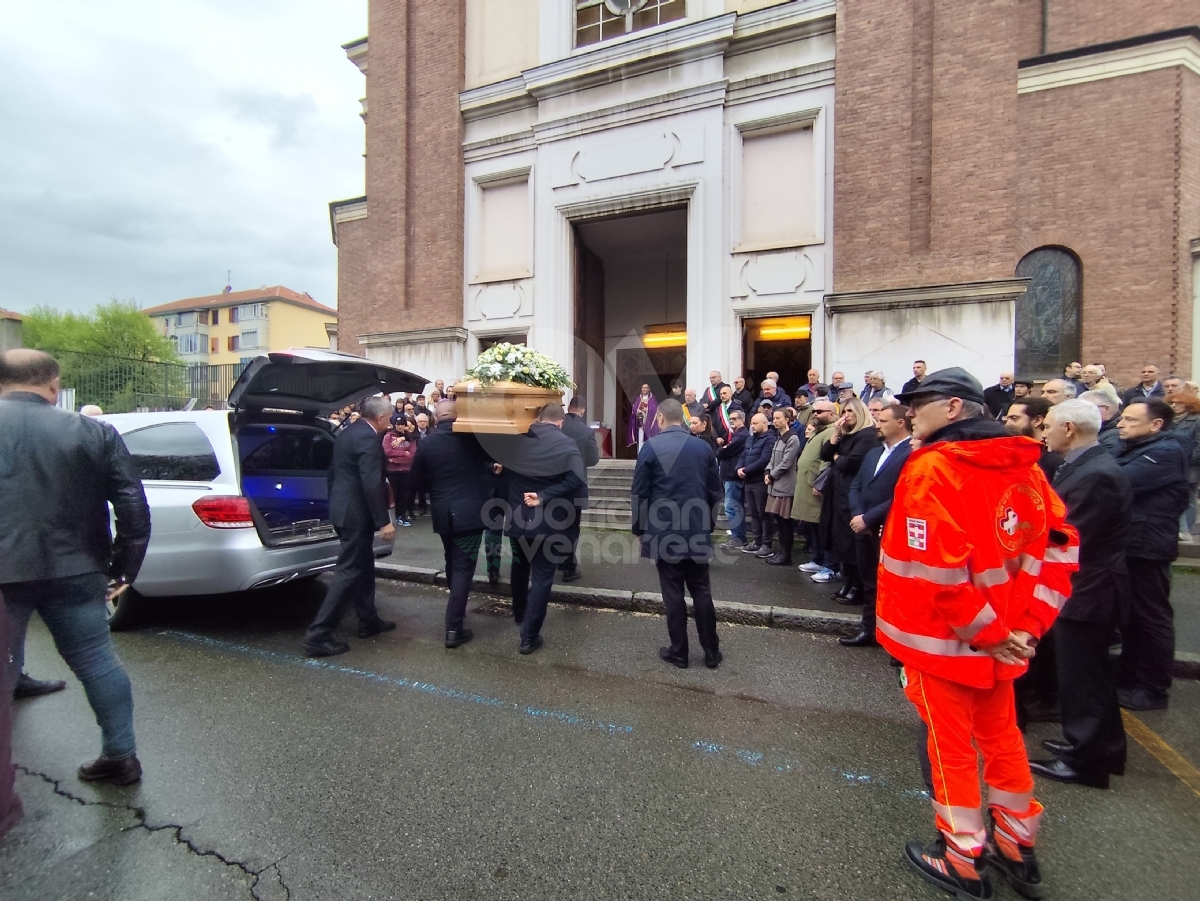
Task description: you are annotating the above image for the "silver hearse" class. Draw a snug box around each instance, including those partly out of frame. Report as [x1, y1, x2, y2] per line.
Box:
[100, 348, 426, 629]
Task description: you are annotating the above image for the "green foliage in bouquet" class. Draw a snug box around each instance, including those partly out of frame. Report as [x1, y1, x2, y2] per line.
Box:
[464, 343, 574, 391]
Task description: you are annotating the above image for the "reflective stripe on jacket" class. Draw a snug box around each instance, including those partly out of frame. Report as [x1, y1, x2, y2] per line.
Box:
[876, 434, 1079, 688]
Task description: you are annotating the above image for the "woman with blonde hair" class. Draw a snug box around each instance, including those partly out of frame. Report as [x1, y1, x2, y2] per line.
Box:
[814, 398, 881, 599]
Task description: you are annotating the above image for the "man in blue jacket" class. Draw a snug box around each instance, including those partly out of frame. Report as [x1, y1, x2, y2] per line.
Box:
[841, 403, 913, 648]
[716, 409, 749, 550]
[631, 399, 724, 669]
[1114, 398, 1190, 710]
[737, 412, 777, 554]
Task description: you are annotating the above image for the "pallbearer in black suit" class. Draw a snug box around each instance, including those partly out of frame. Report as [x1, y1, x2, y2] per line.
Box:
[1029, 400, 1133, 788]
[841, 404, 913, 647]
[503, 403, 587, 655]
[558, 396, 601, 582]
[410, 400, 499, 648]
[304, 396, 397, 658]
[631, 399, 725, 669]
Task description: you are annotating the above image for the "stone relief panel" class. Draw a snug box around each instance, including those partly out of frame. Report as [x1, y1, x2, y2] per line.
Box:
[730, 249, 823, 300]
[551, 127, 704, 188]
[469, 281, 533, 322]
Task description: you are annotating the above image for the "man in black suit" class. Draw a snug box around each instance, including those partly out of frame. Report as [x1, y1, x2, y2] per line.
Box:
[559, 396, 600, 582]
[632, 398, 725, 669]
[502, 404, 586, 655]
[841, 403, 913, 647]
[982, 371, 1015, 419]
[411, 400, 498, 648]
[700, 370, 728, 416]
[304, 395, 397, 657]
[1029, 400, 1133, 788]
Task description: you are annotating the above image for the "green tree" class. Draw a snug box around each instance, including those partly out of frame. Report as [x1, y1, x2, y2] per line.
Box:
[23, 299, 179, 361]
[22, 299, 185, 412]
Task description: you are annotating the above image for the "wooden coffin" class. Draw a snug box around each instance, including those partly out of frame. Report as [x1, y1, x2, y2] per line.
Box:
[450, 380, 564, 435]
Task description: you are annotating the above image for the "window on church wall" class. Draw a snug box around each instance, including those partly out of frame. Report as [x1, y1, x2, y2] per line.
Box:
[739, 126, 817, 249]
[575, 0, 686, 48]
[475, 178, 531, 282]
[1014, 247, 1082, 381]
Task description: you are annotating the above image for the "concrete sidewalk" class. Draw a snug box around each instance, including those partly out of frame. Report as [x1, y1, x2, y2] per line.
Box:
[382, 517, 1200, 678]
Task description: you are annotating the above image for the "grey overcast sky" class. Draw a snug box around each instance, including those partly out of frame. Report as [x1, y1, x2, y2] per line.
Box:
[0, 0, 367, 313]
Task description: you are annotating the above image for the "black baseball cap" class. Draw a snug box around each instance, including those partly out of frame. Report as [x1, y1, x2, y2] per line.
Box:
[894, 366, 985, 405]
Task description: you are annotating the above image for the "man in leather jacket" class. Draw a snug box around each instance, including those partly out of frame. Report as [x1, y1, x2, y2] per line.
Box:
[0, 350, 151, 786]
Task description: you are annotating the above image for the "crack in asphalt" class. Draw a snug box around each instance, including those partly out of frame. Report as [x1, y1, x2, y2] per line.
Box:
[14, 765, 291, 901]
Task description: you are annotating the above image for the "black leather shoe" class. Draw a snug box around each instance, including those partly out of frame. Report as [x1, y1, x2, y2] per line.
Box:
[1118, 687, 1168, 711]
[519, 635, 543, 655]
[839, 631, 878, 648]
[659, 647, 688, 669]
[832, 584, 851, 600]
[1041, 738, 1073, 756]
[1029, 757, 1109, 789]
[445, 628, 473, 649]
[305, 639, 351, 658]
[835, 588, 861, 605]
[13, 673, 67, 700]
[78, 755, 142, 786]
[357, 619, 397, 639]
[561, 568, 582, 582]
[703, 649, 723, 669]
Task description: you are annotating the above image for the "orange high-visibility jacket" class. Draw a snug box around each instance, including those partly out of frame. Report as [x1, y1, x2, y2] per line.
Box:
[876, 435, 1079, 688]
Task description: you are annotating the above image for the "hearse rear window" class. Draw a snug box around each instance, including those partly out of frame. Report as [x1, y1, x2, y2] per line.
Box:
[123, 422, 221, 481]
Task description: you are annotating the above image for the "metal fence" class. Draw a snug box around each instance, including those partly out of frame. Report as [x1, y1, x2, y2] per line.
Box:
[53, 350, 247, 413]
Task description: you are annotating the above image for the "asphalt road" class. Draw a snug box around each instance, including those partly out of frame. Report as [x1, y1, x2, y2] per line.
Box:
[4, 577, 1199, 901]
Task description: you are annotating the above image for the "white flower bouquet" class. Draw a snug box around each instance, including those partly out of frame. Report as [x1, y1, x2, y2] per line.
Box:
[463, 343, 573, 392]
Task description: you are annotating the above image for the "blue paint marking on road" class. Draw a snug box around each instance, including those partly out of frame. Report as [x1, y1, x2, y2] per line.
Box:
[162, 631, 635, 737]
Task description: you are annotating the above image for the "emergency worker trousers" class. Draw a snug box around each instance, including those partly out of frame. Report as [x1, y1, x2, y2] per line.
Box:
[903, 668, 1043, 857]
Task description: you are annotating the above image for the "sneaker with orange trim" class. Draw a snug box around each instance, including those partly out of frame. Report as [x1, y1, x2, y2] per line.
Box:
[904, 837, 993, 900]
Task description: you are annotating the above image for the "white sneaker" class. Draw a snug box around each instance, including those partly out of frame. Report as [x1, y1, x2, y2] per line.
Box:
[798, 561, 823, 573]
[810, 568, 836, 583]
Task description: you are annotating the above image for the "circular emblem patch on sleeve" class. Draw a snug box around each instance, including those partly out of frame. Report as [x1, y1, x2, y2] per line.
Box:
[995, 483, 1047, 554]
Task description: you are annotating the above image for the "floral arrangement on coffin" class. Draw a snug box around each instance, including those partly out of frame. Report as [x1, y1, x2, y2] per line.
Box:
[463, 343, 573, 391]
[453, 344, 573, 434]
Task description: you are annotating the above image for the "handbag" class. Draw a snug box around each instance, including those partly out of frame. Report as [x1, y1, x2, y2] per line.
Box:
[811, 465, 831, 493]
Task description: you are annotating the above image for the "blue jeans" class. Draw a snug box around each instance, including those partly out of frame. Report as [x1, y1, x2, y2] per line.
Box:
[723, 480, 745, 541]
[4, 574, 137, 760]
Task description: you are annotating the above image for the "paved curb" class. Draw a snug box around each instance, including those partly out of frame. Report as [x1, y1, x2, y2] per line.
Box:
[376, 561, 1199, 679]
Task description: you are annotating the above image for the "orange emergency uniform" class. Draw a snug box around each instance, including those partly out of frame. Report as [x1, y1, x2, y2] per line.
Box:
[877, 432, 1079, 869]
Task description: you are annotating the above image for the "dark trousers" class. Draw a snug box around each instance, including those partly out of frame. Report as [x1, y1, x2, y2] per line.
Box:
[655, 558, 719, 660]
[855, 532, 880, 635]
[1056, 618, 1127, 774]
[0, 590, 23, 839]
[559, 522, 581, 575]
[744, 481, 771, 545]
[442, 530, 483, 632]
[1016, 628, 1059, 727]
[305, 526, 380, 644]
[387, 471, 414, 520]
[1118, 557, 1174, 697]
[511, 533, 570, 641]
[484, 527, 504, 578]
[811, 519, 835, 568]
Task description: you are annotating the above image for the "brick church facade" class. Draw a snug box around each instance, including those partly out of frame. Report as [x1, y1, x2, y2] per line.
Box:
[330, 1, 1199, 423]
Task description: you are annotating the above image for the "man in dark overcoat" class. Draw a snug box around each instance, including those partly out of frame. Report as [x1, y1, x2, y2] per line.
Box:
[631, 399, 724, 669]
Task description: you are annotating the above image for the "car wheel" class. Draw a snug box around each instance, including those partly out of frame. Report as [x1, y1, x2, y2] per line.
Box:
[106, 587, 147, 631]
